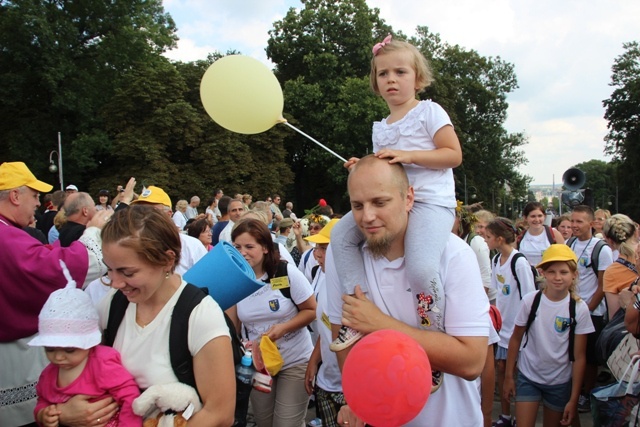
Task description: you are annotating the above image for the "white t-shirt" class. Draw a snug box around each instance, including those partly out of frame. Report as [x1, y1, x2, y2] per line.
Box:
[492, 250, 537, 348]
[177, 234, 208, 276]
[518, 229, 552, 267]
[218, 220, 234, 243]
[298, 247, 319, 283]
[314, 270, 342, 393]
[515, 291, 594, 384]
[172, 211, 188, 231]
[186, 206, 198, 220]
[468, 235, 494, 301]
[237, 263, 314, 370]
[308, 268, 323, 345]
[569, 237, 613, 316]
[372, 100, 456, 208]
[205, 207, 218, 224]
[326, 235, 489, 426]
[98, 281, 229, 389]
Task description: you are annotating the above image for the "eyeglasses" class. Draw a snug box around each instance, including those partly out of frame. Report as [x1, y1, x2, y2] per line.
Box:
[310, 225, 323, 231]
[266, 199, 272, 202]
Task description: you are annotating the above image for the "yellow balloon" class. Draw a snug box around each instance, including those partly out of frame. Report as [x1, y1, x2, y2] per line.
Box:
[200, 55, 284, 135]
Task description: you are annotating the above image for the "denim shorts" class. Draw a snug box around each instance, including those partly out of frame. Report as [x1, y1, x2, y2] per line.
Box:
[515, 370, 571, 412]
[496, 345, 508, 361]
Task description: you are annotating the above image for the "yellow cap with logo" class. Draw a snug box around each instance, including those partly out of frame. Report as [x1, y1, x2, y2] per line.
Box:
[0, 162, 53, 193]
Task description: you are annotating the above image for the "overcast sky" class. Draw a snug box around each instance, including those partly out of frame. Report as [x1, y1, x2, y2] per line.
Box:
[162, 0, 639, 185]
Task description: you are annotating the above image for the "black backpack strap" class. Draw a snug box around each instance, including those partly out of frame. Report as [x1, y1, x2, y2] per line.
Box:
[590, 240, 607, 276]
[511, 253, 525, 300]
[223, 311, 244, 366]
[311, 265, 320, 281]
[103, 290, 130, 347]
[569, 297, 576, 362]
[523, 291, 542, 348]
[566, 236, 576, 248]
[492, 253, 500, 268]
[170, 284, 207, 389]
[544, 225, 554, 245]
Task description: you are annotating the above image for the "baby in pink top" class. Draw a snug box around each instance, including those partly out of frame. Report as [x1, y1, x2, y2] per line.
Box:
[29, 261, 141, 427]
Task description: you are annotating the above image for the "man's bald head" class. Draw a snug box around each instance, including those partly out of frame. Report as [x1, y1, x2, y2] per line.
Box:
[63, 192, 96, 223]
[348, 155, 410, 197]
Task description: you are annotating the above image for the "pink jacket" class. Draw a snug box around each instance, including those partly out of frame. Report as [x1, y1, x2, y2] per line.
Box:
[0, 214, 89, 341]
[34, 345, 142, 426]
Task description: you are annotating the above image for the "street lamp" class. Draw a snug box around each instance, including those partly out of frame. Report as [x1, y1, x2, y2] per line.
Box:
[607, 195, 616, 213]
[468, 186, 478, 202]
[463, 175, 477, 205]
[48, 132, 64, 190]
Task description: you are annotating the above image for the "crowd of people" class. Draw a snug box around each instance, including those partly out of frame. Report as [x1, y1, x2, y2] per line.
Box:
[2, 33, 639, 427]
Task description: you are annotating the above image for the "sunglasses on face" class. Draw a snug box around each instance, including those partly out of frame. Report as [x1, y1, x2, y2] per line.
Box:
[310, 225, 322, 231]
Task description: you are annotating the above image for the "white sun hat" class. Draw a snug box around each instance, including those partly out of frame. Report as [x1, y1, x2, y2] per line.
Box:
[29, 260, 102, 349]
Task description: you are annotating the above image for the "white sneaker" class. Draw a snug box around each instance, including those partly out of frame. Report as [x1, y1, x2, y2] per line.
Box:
[329, 326, 363, 352]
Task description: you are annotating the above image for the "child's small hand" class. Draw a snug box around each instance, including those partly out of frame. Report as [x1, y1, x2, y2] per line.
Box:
[342, 285, 387, 334]
[304, 362, 318, 396]
[344, 157, 360, 171]
[561, 400, 577, 425]
[264, 323, 287, 342]
[337, 404, 366, 427]
[502, 377, 516, 402]
[375, 149, 411, 164]
[40, 404, 61, 427]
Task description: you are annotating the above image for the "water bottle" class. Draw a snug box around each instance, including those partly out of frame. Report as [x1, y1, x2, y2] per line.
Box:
[233, 351, 254, 427]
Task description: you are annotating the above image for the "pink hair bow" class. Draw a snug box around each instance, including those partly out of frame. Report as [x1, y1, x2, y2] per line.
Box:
[372, 34, 392, 55]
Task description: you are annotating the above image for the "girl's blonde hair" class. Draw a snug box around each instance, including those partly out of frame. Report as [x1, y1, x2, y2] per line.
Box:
[538, 259, 581, 301]
[175, 199, 188, 211]
[370, 38, 434, 95]
[474, 209, 495, 224]
[603, 214, 638, 259]
[595, 209, 612, 221]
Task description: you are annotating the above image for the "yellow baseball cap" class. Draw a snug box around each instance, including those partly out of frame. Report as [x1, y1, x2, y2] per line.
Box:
[536, 244, 578, 269]
[0, 162, 53, 193]
[131, 186, 172, 208]
[305, 218, 339, 244]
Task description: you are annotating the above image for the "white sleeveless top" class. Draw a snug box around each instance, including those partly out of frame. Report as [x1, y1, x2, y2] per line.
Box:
[519, 231, 550, 267]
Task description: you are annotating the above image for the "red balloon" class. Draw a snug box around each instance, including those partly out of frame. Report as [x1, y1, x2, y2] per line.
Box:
[342, 329, 432, 426]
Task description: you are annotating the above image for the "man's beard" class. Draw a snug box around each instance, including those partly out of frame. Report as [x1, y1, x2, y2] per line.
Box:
[365, 233, 393, 259]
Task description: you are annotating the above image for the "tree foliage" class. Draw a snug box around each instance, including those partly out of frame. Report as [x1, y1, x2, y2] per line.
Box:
[267, 0, 529, 212]
[0, 1, 293, 203]
[1, 0, 530, 213]
[603, 41, 640, 218]
[0, 0, 177, 179]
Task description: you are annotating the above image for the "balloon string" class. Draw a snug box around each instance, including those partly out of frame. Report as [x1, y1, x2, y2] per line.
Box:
[281, 121, 347, 163]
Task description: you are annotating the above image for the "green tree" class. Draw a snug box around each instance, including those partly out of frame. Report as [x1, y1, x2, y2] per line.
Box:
[0, 0, 177, 183]
[267, 0, 529, 212]
[603, 41, 640, 218]
[266, 0, 390, 211]
[98, 56, 294, 203]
